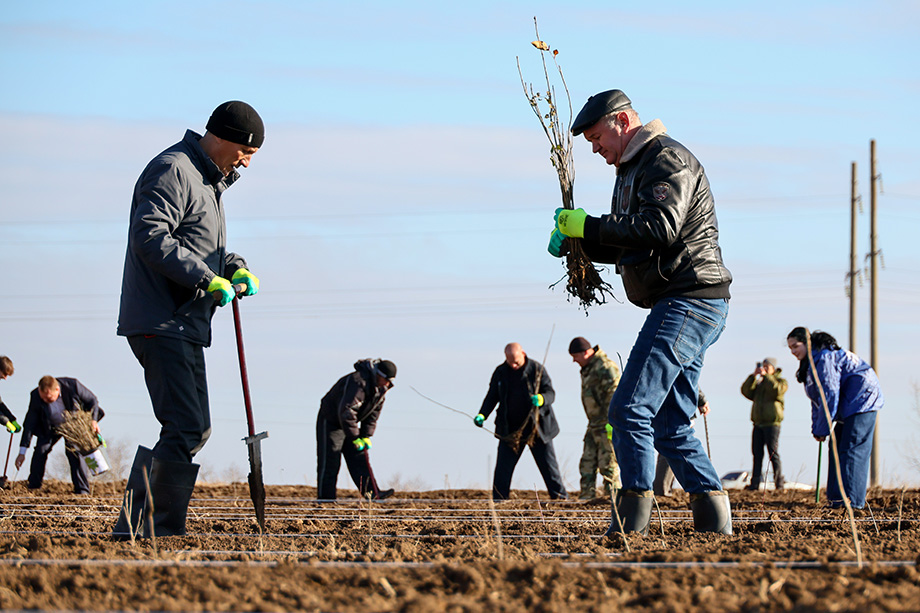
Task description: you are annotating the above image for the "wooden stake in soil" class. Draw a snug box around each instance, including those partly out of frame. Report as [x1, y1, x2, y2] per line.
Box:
[142, 465, 156, 556]
[805, 329, 861, 568]
[487, 480, 504, 560]
[608, 487, 630, 553]
[652, 495, 665, 536]
[703, 413, 711, 458]
[815, 441, 823, 504]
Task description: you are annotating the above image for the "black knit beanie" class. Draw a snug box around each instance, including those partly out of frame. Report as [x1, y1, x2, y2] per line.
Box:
[206, 101, 265, 148]
[375, 360, 397, 380]
[568, 337, 592, 354]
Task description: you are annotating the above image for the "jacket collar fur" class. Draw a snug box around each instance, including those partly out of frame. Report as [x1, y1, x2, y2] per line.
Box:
[620, 118, 667, 166]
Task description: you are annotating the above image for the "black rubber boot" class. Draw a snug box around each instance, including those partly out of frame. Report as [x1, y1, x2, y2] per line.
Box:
[604, 489, 653, 536]
[690, 490, 733, 534]
[143, 457, 199, 538]
[112, 446, 154, 540]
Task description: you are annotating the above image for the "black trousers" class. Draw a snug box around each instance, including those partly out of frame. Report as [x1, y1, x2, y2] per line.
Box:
[316, 417, 380, 499]
[492, 438, 567, 500]
[751, 424, 783, 486]
[128, 335, 211, 463]
[29, 434, 90, 494]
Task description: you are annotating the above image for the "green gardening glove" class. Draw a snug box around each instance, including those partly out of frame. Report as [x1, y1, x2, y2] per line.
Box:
[361, 437, 372, 450]
[207, 276, 235, 306]
[473, 414, 485, 427]
[531, 394, 544, 407]
[352, 438, 368, 452]
[605, 423, 613, 441]
[547, 228, 566, 258]
[554, 207, 588, 239]
[231, 268, 260, 296]
[5, 420, 21, 434]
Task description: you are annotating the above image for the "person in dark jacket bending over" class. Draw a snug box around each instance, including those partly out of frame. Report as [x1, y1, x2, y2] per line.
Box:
[114, 101, 264, 538]
[15, 376, 103, 494]
[0, 356, 21, 435]
[317, 359, 397, 500]
[474, 343, 567, 501]
[549, 90, 733, 534]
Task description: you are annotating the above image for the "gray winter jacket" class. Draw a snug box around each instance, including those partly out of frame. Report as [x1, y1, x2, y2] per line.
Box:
[581, 120, 732, 309]
[117, 130, 248, 346]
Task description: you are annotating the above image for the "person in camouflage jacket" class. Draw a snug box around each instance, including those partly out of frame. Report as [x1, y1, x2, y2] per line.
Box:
[569, 337, 621, 499]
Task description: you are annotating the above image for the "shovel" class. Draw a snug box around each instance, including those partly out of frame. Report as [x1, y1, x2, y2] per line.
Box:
[0, 433, 12, 488]
[230, 293, 269, 531]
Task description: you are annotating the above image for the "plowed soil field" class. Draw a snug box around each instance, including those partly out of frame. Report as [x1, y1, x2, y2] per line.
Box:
[1, 480, 919, 611]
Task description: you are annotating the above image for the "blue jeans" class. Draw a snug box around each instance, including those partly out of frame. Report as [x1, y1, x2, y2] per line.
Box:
[609, 297, 728, 493]
[826, 411, 876, 508]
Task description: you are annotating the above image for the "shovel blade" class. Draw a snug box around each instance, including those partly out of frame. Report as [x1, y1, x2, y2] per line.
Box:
[245, 431, 269, 531]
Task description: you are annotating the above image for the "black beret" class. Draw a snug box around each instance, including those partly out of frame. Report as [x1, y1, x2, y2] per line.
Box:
[375, 360, 397, 380]
[571, 89, 632, 136]
[568, 337, 592, 354]
[206, 101, 265, 148]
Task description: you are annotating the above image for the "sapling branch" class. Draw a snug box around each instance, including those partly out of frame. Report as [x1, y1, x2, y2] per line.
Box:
[517, 17, 615, 311]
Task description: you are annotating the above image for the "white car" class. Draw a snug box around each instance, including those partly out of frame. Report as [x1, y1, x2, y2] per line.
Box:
[720, 470, 813, 491]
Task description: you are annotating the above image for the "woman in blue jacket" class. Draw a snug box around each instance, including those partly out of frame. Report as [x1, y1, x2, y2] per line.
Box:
[786, 328, 883, 508]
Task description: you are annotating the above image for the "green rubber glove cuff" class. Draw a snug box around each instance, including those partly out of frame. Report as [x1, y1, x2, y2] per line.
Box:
[362, 437, 372, 450]
[474, 414, 485, 427]
[207, 276, 234, 306]
[231, 269, 260, 296]
[605, 423, 613, 441]
[554, 207, 587, 239]
[547, 229, 566, 258]
[5, 421, 19, 434]
[353, 438, 367, 452]
[531, 394, 544, 407]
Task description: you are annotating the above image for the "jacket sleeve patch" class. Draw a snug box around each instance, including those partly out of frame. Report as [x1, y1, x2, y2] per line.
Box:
[652, 183, 670, 202]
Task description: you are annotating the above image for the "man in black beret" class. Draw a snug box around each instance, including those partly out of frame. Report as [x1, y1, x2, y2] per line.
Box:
[549, 90, 734, 535]
[114, 101, 265, 538]
[316, 359, 397, 500]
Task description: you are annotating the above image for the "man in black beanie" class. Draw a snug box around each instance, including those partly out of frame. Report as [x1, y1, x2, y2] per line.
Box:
[114, 101, 265, 539]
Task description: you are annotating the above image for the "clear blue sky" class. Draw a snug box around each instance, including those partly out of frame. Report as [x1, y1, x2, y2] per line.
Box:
[1, 1, 918, 490]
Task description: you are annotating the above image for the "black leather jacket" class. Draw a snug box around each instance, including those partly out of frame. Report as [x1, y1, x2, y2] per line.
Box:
[582, 120, 732, 309]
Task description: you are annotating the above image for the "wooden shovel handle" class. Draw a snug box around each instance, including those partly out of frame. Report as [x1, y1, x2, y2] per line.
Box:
[211, 283, 247, 301]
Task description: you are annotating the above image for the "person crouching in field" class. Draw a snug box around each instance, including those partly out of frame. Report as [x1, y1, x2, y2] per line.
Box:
[316, 359, 397, 501]
[0, 356, 21, 435]
[16, 376, 103, 494]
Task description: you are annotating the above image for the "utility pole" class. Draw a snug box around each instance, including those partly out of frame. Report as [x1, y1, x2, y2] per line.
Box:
[869, 139, 879, 487]
[848, 162, 858, 353]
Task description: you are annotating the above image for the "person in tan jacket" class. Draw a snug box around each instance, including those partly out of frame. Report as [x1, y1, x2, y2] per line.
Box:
[740, 357, 788, 490]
